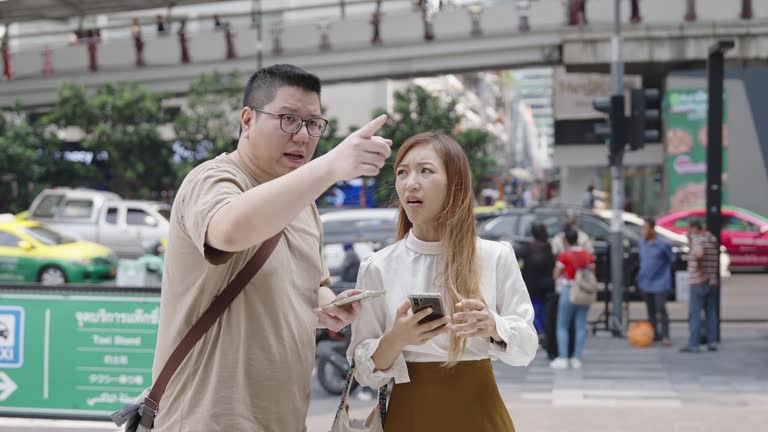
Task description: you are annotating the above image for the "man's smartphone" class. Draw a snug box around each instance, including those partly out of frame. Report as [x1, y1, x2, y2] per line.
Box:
[323, 290, 386, 308]
[408, 293, 445, 324]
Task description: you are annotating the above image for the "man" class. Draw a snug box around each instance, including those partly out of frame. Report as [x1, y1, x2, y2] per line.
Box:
[550, 229, 595, 369]
[582, 185, 595, 209]
[636, 217, 675, 346]
[681, 218, 720, 353]
[551, 215, 594, 256]
[151, 64, 392, 431]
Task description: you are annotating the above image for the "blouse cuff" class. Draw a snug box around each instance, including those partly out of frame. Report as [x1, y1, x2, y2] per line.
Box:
[488, 310, 514, 359]
[354, 338, 411, 386]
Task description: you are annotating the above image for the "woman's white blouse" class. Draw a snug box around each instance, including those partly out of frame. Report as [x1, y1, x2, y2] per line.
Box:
[347, 232, 538, 389]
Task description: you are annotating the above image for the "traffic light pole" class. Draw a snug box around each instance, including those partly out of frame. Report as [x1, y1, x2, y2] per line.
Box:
[609, 0, 625, 337]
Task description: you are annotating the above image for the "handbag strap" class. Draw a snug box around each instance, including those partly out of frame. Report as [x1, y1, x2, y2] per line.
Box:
[333, 359, 389, 426]
[143, 231, 283, 416]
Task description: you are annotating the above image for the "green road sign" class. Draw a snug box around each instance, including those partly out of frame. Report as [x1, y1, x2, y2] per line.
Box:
[0, 287, 160, 419]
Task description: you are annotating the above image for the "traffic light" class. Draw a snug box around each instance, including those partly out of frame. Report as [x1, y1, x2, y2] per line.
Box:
[592, 96, 612, 142]
[592, 94, 627, 157]
[629, 88, 661, 150]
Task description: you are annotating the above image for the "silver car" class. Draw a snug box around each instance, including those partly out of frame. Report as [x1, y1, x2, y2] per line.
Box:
[27, 188, 170, 258]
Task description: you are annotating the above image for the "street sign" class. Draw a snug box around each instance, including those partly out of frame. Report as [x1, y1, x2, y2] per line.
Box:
[0, 306, 24, 368]
[0, 289, 159, 419]
[0, 373, 17, 401]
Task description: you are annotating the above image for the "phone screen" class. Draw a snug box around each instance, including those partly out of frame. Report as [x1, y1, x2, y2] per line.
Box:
[409, 295, 445, 324]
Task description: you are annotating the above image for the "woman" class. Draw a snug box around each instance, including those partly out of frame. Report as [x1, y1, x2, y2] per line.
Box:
[520, 223, 556, 337]
[550, 228, 595, 369]
[347, 132, 538, 431]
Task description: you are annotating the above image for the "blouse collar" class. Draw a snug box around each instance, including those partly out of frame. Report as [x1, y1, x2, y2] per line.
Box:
[405, 230, 443, 255]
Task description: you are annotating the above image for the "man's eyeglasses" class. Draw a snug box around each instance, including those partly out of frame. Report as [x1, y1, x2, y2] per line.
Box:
[252, 108, 328, 137]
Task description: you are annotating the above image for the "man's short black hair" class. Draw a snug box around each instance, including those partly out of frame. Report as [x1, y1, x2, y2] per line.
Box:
[531, 223, 549, 243]
[688, 218, 703, 230]
[242, 64, 321, 109]
[564, 228, 578, 246]
[644, 217, 656, 229]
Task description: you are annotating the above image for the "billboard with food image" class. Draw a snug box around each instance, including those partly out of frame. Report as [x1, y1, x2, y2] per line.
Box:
[664, 89, 727, 212]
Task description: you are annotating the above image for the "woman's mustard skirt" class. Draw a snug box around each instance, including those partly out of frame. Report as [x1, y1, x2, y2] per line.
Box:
[383, 359, 515, 432]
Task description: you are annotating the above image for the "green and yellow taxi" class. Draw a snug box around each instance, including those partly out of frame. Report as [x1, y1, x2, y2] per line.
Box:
[0, 216, 117, 285]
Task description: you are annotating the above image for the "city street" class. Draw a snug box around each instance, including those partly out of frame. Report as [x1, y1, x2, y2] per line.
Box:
[1, 1, 766, 431]
[4, 273, 765, 432]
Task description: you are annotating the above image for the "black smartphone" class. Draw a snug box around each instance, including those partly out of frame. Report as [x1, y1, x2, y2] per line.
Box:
[408, 293, 445, 324]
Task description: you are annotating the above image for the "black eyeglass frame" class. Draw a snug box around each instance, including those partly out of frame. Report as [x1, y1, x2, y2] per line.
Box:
[251, 108, 329, 137]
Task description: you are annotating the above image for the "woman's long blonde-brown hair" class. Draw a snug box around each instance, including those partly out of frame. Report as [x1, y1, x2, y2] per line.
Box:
[394, 132, 483, 366]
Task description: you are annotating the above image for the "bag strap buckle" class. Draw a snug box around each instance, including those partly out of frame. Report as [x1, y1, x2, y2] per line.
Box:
[140, 395, 159, 428]
[143, 396, 159, 413]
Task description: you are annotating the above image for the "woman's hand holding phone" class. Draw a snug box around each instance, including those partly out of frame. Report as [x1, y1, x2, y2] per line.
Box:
[385, 301, 452, 348]
[451, 299, 501, 341]
[372, 300, 452, 372]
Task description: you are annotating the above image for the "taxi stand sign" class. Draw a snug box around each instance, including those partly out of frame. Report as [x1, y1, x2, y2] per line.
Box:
[0, 306, 24, 369]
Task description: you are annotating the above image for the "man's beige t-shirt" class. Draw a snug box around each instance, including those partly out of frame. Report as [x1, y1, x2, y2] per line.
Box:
[151, 153, 329, 432]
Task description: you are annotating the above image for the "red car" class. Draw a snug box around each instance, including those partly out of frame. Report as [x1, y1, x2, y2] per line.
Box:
[657, 206, 768, 269]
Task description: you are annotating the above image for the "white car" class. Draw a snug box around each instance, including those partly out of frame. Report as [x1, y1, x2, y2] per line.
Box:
[320, 208, 399, 281]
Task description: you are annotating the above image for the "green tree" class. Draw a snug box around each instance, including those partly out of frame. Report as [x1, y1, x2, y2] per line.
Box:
[45, 81, 175, 199]
[456, 127, 498, 195]
[369, 85, 497, 206]
[0, 105, 89, 212]
[173, 70, 242, 178]
[315, 117, 341, 158]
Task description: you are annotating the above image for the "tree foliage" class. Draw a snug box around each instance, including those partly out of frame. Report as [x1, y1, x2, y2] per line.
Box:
[369, 85, 497, 206]
[45, 81, 176, 198]
[172, 70, 242, 177]
[0, 78, 497, 214]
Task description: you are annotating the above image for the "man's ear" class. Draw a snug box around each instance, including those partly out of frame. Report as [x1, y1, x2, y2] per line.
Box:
[240, 107, 252, 137]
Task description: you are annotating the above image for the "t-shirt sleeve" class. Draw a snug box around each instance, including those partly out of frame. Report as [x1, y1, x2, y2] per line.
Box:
[313, 205, 331, 288]
[556, 253, 568, 268]
[177, 162, 253, 265]
[665, 241, 675, 264]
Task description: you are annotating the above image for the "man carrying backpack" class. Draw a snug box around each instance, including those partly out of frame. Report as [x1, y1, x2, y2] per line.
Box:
[550, 229, 596, 370]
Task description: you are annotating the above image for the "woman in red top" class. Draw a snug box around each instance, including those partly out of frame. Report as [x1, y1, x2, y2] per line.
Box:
[550, 229, 595, 369]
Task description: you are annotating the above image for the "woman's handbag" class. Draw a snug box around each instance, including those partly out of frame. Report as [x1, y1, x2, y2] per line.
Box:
[568, 251, 598, 306]
[112, 232, 283, 432]
[330, 360, 389, 432]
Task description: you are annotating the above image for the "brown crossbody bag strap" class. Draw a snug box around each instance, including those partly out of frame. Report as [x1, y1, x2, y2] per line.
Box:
[140, 231, 283, 425]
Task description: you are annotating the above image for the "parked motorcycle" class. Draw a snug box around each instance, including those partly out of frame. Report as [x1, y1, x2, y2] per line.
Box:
[315, 327, 357, 395]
